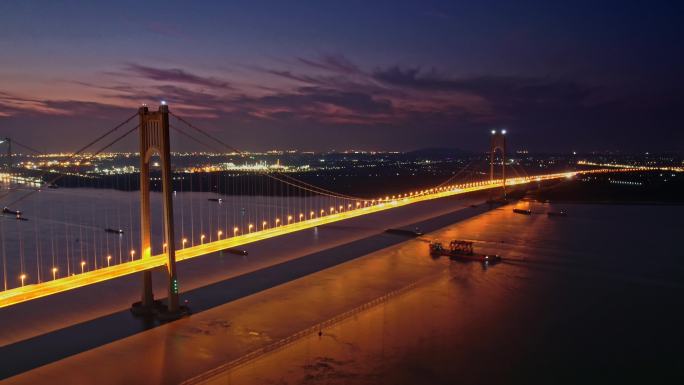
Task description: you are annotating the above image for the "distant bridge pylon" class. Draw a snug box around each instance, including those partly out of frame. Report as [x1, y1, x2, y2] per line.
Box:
[490, 129, 506, 197]
[0, 138, 11, 172]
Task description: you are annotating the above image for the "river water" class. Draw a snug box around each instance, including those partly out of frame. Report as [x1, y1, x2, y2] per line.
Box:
[209, 201, 684, 385]
[0, 184, 345, 289]
[2, 196, 682, 384]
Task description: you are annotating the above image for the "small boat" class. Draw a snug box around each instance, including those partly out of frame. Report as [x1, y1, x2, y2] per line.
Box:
[47, 183, 59, 189]
[513, 208, 532, 215]
[2, 207, 20, 216]
[104, 228, 124, 235]
[225, 248, 248, 256]
[2, 207, 26, 220]
[547, 210, 567, 217]
[385, 228, 423, 237]
[482, 254, 502, 264]
[487, 198, 508, 204]
[208, 198, 223, 203]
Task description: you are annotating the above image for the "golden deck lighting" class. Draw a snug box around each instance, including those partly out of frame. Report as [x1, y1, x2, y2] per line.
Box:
[0, 168, 640, 309]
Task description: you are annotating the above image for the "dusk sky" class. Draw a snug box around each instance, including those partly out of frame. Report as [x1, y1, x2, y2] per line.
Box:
[1, 0, 682, 152]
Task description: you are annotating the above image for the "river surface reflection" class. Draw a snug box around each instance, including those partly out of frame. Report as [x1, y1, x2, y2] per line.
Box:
[217, 202, 684, 385]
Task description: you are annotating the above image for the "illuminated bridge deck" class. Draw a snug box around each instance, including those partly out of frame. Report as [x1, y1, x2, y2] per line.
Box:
[0, 169, 634, 308]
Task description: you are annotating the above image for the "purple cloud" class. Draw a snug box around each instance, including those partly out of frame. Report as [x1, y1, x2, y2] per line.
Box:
[297, 54, 361, 75]
[123, 63, 232, 89]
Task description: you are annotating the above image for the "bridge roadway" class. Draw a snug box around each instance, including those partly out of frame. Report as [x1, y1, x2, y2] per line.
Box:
[0, 169, 627, 309]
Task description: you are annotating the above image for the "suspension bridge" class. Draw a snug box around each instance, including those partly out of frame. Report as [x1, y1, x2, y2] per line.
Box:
[0, 105, 658, 315]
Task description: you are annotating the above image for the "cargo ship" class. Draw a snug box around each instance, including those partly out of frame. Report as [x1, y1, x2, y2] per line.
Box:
[429, 240, 502, 264]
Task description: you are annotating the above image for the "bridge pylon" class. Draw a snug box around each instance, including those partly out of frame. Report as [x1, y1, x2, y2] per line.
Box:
[1, 137, 12, 173]
[132, 104, 184, 318]
[490, 129, 507, 198]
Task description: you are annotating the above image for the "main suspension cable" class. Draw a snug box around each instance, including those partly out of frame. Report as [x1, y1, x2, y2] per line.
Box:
[0, 112, 138, 203]
[5, 124, 139, 207]
[8, 139, 44, 155]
